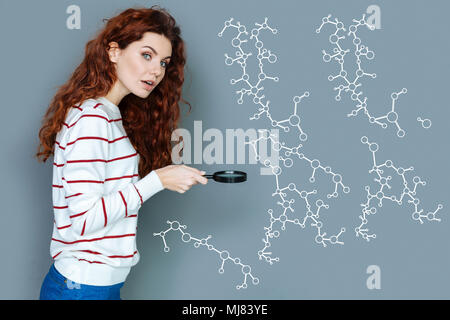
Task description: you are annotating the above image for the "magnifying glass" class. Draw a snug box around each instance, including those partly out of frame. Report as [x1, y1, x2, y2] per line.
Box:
[203, 170, 247, 183]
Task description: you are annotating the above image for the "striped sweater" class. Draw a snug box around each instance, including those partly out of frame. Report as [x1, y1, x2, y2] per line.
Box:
[50, 96, 164, 286]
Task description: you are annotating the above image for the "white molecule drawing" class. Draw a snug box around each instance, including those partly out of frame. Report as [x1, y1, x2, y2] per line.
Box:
[355, 136, 443, 241]
[250, 92, 310, 141]
[417, 117, 432, 129]
[245, 129, 350, 198]
[154, 220, 259, 290]
[316, 13, 410, 138]
[219, 17, 349, 265]
[219, 18, 309, 141]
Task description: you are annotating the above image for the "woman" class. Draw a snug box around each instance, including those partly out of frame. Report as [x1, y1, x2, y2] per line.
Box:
[35, 6, 207, 300]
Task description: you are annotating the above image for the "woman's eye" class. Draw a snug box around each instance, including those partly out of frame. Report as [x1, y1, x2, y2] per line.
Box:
[143, 53, 167, 68]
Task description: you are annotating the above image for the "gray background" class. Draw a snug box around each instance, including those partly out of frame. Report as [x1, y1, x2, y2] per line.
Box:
[0, 0, 449, 299]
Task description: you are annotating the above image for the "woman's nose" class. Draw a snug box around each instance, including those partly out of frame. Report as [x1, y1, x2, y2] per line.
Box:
[149, 60, 163, 77]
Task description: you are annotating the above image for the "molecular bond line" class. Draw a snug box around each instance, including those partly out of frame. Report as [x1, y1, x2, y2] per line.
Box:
[355, 136, 443, 241]
[154, 220, 259, 290]
[316, 13, 410, 138]
[219, 17, 349, 264]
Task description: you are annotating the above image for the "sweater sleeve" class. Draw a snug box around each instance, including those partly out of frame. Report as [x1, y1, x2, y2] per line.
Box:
[62, 108, 164, 237]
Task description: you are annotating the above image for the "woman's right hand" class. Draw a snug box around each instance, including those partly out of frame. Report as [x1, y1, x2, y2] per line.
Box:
[154, 164, 208, 194]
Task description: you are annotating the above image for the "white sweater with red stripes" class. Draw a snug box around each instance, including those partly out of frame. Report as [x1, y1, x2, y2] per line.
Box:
[50, 96, 164, 286]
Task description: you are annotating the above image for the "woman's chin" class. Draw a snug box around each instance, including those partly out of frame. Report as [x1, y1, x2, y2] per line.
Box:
[132, 89, 152, 99]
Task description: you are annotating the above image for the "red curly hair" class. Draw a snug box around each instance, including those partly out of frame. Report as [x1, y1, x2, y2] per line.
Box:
[35, 6, 190, 178]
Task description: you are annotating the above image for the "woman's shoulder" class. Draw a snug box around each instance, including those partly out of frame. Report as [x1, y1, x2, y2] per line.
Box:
[65, 98, 112, 126]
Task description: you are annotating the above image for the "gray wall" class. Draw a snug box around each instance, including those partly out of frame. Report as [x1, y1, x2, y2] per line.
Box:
[1, 0, 449, 299]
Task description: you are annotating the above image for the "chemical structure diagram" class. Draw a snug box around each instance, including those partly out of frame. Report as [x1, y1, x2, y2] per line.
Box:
[154, 220, 259, 290]
[218, 17, 349, 265]
[219, 18, 309, 141]
[356, 136, 443, 241]
[316, 13, 414, 138]
[153, 10, 443, 291]
[315, 12, 442, 240]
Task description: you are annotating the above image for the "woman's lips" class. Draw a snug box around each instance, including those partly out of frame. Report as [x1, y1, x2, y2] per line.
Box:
[141, 81, 154, 91]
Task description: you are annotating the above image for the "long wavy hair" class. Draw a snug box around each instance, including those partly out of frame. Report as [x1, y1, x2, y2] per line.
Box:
[35, 6, 190, 178]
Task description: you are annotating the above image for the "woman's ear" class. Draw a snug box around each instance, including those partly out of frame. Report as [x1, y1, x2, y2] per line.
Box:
[107, 42, 120, 63]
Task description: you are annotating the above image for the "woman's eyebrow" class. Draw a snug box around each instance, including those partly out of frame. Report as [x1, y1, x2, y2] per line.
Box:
[142, 46, 171, 59]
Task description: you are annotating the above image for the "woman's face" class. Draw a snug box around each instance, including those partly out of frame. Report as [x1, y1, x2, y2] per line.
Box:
[107, 32, 172, 101]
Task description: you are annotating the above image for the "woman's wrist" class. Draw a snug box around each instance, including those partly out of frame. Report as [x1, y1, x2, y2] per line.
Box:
[154, 168, 165, 189]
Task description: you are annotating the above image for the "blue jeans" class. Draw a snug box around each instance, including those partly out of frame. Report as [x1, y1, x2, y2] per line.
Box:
[39, 263, 124, 300]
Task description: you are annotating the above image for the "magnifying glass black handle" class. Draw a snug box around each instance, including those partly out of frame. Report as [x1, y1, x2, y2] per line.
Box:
[203, 175, 214, 179]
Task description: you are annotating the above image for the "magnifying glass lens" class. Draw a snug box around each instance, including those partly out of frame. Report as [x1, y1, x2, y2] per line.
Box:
[217, 171, 243, 178]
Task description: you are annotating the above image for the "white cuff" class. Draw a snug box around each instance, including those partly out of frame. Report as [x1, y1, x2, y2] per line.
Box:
[134, 170, 164, 203]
